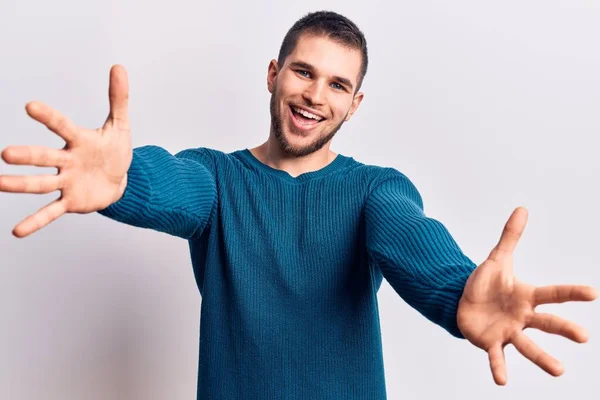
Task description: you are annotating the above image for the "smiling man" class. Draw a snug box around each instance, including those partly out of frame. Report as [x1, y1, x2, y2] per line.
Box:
[259, 30, 364, 168]
[1, 10, 597, 400]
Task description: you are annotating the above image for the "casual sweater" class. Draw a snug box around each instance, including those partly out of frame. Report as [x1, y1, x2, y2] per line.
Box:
[97, 145, 477, 400]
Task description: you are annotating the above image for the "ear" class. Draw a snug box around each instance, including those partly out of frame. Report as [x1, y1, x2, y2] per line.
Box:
[344, 91, 364, 122]
[267, 59, 279, 93]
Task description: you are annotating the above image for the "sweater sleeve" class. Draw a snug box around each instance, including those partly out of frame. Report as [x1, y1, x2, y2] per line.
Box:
[364, 170, 476, 338]
[97, 145, 217, 240]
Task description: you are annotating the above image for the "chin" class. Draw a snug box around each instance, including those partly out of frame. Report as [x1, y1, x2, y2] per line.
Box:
[281, 137, 313, 155]
[279, 130, 332, 158]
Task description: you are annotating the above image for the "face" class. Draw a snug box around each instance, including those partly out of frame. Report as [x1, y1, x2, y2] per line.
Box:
[267, 34, 364, 157]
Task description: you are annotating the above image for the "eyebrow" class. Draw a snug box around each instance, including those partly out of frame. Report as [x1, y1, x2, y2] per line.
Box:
[288, 61, 354, 91]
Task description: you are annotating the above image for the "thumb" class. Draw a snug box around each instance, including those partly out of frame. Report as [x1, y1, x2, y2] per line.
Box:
[107, 64, 130, 127]
[487, 206, 528, 261]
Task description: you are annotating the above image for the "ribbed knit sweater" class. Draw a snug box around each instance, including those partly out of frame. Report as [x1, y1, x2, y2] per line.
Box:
[97, 145, 477, 400]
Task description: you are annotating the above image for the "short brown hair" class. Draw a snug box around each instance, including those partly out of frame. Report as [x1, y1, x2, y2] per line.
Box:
[277, 11, 369, 94]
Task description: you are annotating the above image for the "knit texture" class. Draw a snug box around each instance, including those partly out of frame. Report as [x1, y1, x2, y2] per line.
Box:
[98, 145, 477, 400]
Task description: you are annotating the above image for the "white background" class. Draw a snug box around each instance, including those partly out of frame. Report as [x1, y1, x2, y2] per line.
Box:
[1, 0, 599, 398]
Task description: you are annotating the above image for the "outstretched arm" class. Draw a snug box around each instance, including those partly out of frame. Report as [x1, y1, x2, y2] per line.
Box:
[457, 207, 597, 385]
[364, 170, 477, 338]
[97, 145, 216, 239]
[1, 65, 216, 240]
[365, 170, 597, 385]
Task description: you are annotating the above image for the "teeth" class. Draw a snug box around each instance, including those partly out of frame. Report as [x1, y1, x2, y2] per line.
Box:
[292, 106, 323, 122]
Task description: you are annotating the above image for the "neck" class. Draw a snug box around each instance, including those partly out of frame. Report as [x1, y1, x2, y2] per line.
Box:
[249, 135, 337, 178]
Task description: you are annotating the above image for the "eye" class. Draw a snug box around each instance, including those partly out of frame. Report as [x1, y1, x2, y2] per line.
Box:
[295, 70, 346, 92]
[296, 70, 311, 78]
[331, 82, 345, 91]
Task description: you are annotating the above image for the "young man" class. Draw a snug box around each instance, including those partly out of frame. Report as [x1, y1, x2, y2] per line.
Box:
[1, 10, 597, 400]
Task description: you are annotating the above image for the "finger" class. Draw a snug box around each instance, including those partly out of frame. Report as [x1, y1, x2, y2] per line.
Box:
[107, 64, 130, 130]
[534, 285, 598, 306]
[1, 146, 69, 168]
[12, 198, 67, 238]
[488, 344, 507, 385]
[488, 207, 528, 261]
[511, 331, 564, 377]
[0, 174, 63, 194]
[25, 102, 78, 143]
[528, 313, 589, 343]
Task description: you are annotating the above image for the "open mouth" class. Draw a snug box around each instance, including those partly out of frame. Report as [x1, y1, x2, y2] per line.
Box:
[289, 105, 326, 131]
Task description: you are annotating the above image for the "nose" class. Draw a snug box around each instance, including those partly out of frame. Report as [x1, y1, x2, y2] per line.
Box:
[302, 79, 327, 106]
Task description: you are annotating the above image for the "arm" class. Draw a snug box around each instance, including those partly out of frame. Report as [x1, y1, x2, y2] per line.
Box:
[98, 145, 216, 240]
[2, 65, 216, 239]
[365, 170, 598, 384]
[364, 170, 476, 338]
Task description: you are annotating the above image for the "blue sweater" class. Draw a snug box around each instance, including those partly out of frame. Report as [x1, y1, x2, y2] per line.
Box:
[98, 145, 476, 399]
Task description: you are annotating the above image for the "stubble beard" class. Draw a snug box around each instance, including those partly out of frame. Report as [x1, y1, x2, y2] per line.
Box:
[269, 88, 346, 158]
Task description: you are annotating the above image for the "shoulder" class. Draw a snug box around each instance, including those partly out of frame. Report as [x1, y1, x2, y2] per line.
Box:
[348, 158, 423, 210]
[175, 147, 217, 163]
[174, 147, 238, 171]
[348, 158, 419, 192]
[175, 147, 259, 179]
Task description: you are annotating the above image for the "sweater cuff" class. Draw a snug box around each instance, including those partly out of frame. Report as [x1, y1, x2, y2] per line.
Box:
[447, 288, 467, 339]
[97, 151, 152, 219]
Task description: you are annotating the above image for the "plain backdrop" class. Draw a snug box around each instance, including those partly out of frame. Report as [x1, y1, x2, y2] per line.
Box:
[1, 0, 599, 399]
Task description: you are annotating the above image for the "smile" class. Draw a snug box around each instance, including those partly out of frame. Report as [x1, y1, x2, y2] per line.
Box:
[289, 105, 325, 132]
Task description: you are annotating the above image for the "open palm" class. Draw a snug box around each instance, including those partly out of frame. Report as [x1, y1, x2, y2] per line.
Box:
[457, 207, 598, 385]
[0, 65, 132, 237]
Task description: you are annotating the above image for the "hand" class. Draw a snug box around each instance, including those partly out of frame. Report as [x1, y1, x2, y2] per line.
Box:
[456, 207, 598, 385]
[0, 65, 132, 238]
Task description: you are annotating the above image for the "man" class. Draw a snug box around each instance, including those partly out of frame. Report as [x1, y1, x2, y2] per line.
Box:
[1, 10, 596, 400]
